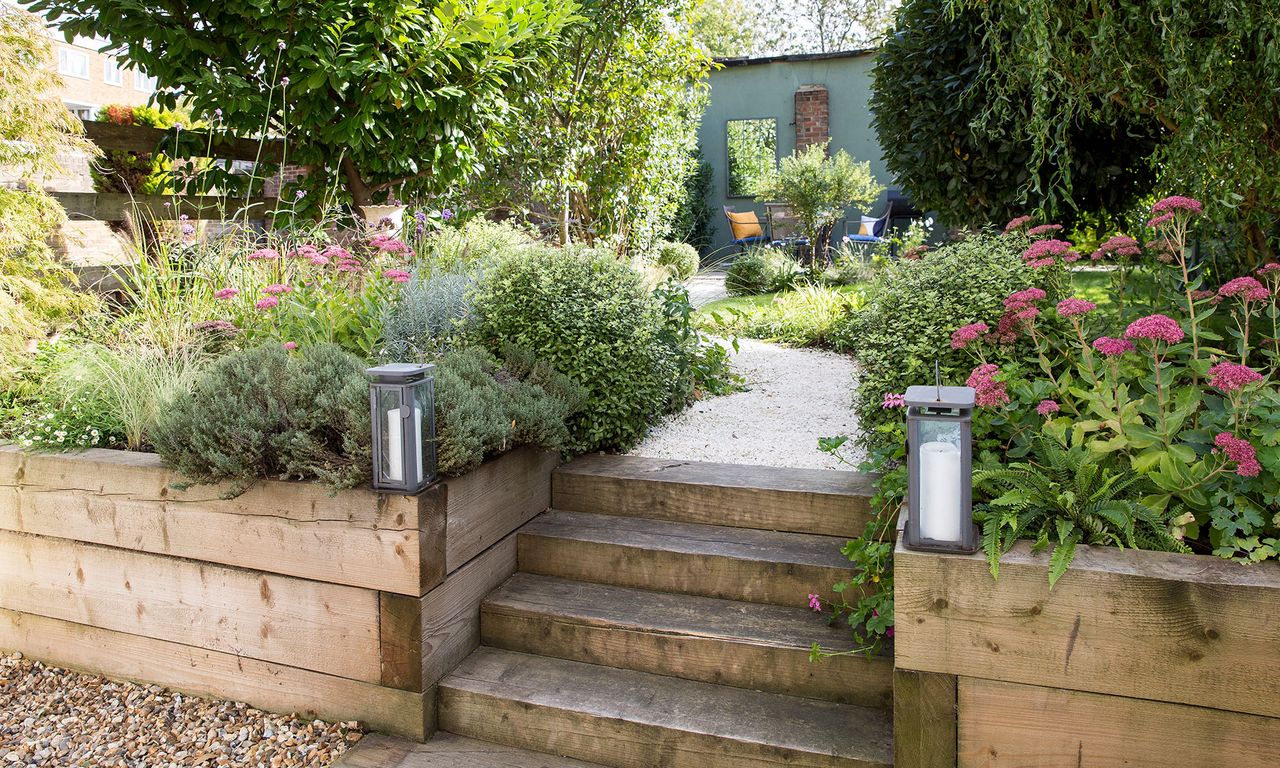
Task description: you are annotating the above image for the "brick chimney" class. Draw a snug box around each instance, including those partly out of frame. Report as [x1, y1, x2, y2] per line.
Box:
[793, 84, 829, 150]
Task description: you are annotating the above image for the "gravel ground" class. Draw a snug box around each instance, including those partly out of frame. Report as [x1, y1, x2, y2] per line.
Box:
[631, 338, 864, 470]
[686, 272, 727, 308]
[0, 653, 362, 767]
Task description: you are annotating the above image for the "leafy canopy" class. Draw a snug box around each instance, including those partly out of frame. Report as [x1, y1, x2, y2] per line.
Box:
[946, 0, 1280, 265]
[870, 0, 1161, 229]
[32, 0, 579, 207]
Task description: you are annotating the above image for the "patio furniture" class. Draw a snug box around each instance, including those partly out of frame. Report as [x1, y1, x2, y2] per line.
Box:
[843, 204, 892, 246]
[722, 206, 768, 253]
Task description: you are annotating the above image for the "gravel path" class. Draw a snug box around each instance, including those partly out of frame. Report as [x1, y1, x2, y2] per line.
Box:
[632, 338, 864, 470]
[0, 653, 361, 767]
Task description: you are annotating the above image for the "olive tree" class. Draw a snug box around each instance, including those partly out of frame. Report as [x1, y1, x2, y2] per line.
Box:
[32, 0, 577, 211]
[753, 141, 884, 264]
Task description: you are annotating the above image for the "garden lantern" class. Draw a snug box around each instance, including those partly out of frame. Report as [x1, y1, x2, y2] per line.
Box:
[367, 363, 437, 494]
[903, 383, 979, 553]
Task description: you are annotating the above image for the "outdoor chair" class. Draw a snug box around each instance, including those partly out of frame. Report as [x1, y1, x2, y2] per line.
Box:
[723, 206, 769, 253]
[842, 204, 892, 246]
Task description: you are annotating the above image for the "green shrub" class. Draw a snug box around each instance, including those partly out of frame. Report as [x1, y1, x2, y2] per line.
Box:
[152, 344, 371, 496]
[654, 240, 699, 280]
[435, 345, 586, 476]
[419, 218, 540, 273]
[699, 285, 865, 349]
[724, 247, 801, 296]
[470, 246, 683, 452]
[841, 231, 1064, 450]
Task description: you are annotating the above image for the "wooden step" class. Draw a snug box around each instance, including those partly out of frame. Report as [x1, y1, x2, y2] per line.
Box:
[438, 648, 893, 768]
[553, 454, 876, 538]
[335, 732, 605, 767]
[481, 573, 892, 708]
[518, 510, 855, 607]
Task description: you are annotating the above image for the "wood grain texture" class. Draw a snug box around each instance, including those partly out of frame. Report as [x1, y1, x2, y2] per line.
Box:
[552, 454, 876, 538]
[0, 608, 431, 740]
[518, 509, 856, 607]
[894, 670, 956, 768]
[444, 448, 557, 574]
[895, 540, 1280, 719]
[419, 534, 519, 688]
[0, 447, 427, 595]
[439, 648, 893, 768]
[481, 573, 891, 708]
[958, 677, 1280, 768]
[380, 593, 424, 692]
[0, 529, 381, 682]
[82, 120, 284, 162]
[334, 732, 604, 768]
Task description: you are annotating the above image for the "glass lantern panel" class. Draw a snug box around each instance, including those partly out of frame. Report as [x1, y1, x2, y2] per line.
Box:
[376, 387, 404, 485]
[411, 379, 433, 481]
[916, 417, 963, 542]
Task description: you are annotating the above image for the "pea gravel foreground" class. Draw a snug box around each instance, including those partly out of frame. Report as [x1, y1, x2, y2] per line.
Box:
[0, 653, 362, 767]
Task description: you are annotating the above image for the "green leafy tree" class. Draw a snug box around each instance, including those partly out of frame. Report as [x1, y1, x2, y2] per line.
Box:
[462, 0, 712, 251]
[33, 0, 577, 211]
[946, 0, 1280, 267]
[687, 0, 760, 57]
[753, 141, 884, 262]
[0, 6, 98, 384]
[870, 0, 1161, 230]
[670, 149, 715, 253]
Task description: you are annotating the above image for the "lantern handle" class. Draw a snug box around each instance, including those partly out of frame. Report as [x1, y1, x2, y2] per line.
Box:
[935, 359, 942, 402]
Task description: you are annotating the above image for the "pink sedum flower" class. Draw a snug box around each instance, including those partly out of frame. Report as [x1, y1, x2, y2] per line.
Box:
[369, 233, 410, 255]
[1256, 262, 1280, 276]
[309, 255, 330, 266]
[382, 269, 412, 283]
[263, 283, 292, 295]
[966, 363, 1009, 408]
[1003, 215, 1033, 233]
[248, 247, 281, 261]
[321, 245, 352, 262]
[1152, 195, 1204, 216]
[1146, 212, 1175, 228]
[1213, 432, 1261, 477]
[1208, 362, 1263, 393]
[1097, 235, 1141, 258]
[255, 296, 279, 310]
[950, 322, 989, 349]
[1026, 223, 1063, 238]
[1027, 258, 1057, 269]
[1218, 276, 1270, 302]
[1056, 298, 1096, 317]
[282, 341, 298, 351]
[881, 392, 906, 409]
[1036, 400, 1060, 417]
[213, 287, 238, 300]
[1004, 288, 1047, 309]
[1092, 337, 1135, 357]
[1124, 314, 1185, 345]
[1022, 239, 1072, 263]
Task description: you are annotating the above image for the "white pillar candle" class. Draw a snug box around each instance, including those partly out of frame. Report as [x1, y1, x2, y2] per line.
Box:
[919, 440, 962, 542]
[386, 408, 404, 483]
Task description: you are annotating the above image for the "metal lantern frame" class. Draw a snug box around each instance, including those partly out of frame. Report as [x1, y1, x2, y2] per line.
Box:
[903, 384, 980, 554]
[367, 362, 438, 494]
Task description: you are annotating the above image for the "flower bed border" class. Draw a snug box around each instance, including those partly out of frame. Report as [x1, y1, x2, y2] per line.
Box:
[893, 537, 1280, 767]
[0, 445, 559, 740]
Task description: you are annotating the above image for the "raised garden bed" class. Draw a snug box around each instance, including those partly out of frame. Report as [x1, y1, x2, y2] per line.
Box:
[0, 444, 559, 741]
[893, 539, 1280, 767]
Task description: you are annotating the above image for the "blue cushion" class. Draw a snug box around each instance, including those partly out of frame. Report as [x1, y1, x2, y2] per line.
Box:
[845, 234, 882, 243]
[732, 235, 767, 245]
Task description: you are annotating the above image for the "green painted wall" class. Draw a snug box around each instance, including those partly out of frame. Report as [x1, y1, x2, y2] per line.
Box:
[698, 52, 894, 260]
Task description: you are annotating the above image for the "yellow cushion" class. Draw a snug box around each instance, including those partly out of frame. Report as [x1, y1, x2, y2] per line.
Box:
[726, 210, 763, 240]
[858, 222, 873, 236]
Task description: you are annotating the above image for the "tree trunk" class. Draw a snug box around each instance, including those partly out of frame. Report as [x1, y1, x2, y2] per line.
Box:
[341, 157, 373, 216]
[559, 185, 571, 246]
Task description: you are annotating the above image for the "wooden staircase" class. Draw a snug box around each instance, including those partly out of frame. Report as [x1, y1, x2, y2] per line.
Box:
[345, 455, 893, 767]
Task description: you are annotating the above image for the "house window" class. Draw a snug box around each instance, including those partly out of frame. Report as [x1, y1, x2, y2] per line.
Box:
[57, 47, 90, 79]
[135, 72, 157, 93]
[65, 103, 96, 121]
[104, 58, 122, 86]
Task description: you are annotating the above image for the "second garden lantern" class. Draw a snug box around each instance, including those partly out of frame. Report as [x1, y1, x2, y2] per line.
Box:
[903, 383, 979, 553]
[367, 363, 437, 494]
